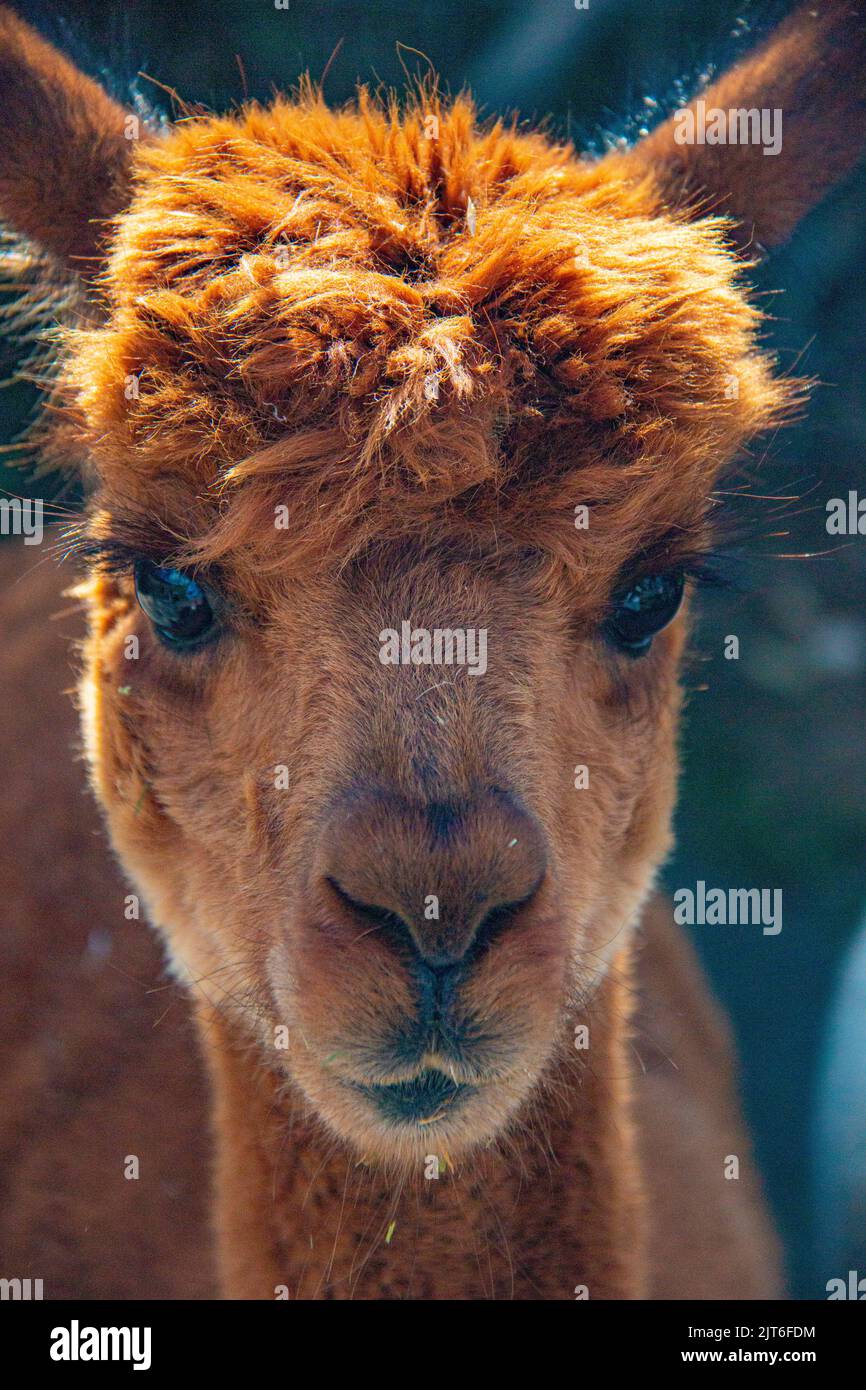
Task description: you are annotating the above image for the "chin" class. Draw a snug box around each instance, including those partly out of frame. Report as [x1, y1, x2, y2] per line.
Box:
[287, 1053, 542, 1168]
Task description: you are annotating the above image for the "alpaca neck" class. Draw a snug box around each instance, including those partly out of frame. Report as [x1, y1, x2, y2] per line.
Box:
[195, 950, 645, 1300]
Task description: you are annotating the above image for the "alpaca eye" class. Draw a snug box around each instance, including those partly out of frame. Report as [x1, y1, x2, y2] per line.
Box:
[134, 559, 217, 650]
[604, 571, 685, 656]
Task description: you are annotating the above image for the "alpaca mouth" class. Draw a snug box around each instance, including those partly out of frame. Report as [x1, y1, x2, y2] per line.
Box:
[351, 1068, 473, 1125]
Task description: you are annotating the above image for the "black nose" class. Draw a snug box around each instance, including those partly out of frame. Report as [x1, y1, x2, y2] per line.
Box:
[321, 788, 546, 968]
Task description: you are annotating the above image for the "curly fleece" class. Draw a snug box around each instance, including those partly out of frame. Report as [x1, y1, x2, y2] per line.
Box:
[57, 87, 795, 578]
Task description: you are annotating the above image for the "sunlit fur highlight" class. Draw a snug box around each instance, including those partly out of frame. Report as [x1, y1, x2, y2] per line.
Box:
[3, 0, 863, 1298]
[51, 85, 794, 588]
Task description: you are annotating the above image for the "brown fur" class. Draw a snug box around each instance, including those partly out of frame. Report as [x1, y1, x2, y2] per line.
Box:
[0, 537, 778, 1298]
[0, 7, 133, 267]
[0, 1, 863, 1298]
[622, 0, 866, 248]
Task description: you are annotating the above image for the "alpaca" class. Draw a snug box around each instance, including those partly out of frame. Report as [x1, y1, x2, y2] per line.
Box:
[0, 1, 864, 1300]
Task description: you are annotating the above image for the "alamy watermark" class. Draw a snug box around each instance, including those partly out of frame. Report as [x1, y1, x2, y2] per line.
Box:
[673, 880, 782, 936]
[826, 491, 866, 535]
[0, 1276, 43, 1299]
[674, 99, 782, 156]
[826, 1271, 866, 1299]
[379, 621, 488, 676]
[0, 497, 43, 545]
[50, 1321, 151, 1371]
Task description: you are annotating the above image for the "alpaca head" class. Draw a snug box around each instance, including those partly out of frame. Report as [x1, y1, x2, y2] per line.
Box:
[2, 3, 863, 1165]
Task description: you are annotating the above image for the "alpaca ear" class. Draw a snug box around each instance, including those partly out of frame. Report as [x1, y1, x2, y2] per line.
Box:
[0, 5, 140, 274]
[619, 0, 866, 250]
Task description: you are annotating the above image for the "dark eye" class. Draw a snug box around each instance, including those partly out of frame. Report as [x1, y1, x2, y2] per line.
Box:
[134, 559, 218, 650]
[604, 571, 685, 656]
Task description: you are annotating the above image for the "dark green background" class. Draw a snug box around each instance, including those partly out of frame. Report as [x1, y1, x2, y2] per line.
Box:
[3, 0, 864, 1298]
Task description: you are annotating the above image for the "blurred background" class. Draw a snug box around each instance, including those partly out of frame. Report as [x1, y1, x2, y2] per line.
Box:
[2, 0, 864, 1298]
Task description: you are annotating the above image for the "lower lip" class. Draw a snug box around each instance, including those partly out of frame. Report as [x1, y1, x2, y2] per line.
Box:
[351, 1068, 473, 1125]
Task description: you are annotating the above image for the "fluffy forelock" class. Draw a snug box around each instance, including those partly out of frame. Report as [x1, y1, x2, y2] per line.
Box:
[55, 85, 796, 579]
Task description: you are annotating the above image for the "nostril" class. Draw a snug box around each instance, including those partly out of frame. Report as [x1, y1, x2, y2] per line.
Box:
[325, 868, 546, 971]
[319, 788, 548, 967]
[470, 902, 520, 960]
[465, 874, 545, 967]
[324, 876, 414, 954]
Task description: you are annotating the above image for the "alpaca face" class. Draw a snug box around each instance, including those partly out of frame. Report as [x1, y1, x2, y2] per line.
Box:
[63, 94, 793, 1166]
[82, 524, 686, 1162]
[2, 2, 861, 1173]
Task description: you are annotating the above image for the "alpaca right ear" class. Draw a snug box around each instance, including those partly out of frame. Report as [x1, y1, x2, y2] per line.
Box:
[0, 5, 140, 275]
[618, 0, 866, 251]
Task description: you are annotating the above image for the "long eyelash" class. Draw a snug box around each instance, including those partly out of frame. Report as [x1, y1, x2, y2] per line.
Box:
[678, 550, 749, 594]
[61, 534, 142, 575]
[61, 519, 193, 577]
[620, 540, 747, 597]
[65, 520, 747, 601]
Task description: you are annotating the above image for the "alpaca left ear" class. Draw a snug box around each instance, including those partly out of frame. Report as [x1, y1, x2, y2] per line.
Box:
[0, 5, 141, 274]
[618, 0, 866, 250]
